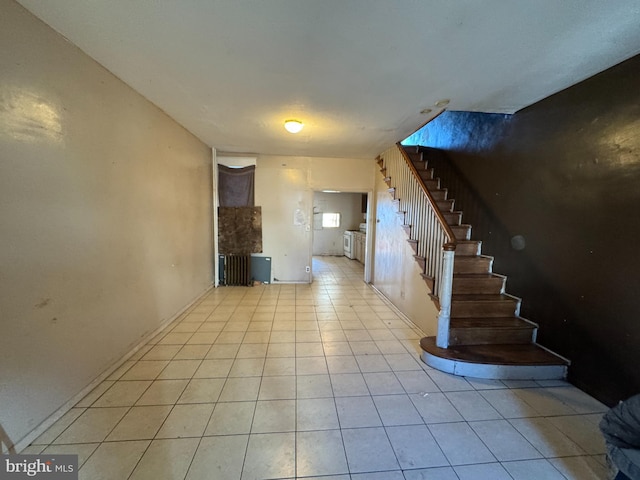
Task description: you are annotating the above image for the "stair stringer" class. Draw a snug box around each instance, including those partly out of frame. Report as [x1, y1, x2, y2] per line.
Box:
[377, 155, 435, 291]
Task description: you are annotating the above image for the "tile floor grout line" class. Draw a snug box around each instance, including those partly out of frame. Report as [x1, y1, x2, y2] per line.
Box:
[180, 435, 206, 480]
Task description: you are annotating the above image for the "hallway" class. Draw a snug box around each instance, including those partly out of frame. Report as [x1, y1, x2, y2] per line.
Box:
[24, 256, 609, 479]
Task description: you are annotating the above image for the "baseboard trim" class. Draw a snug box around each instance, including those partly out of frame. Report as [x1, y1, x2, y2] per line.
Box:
[368, 283, 426, 336]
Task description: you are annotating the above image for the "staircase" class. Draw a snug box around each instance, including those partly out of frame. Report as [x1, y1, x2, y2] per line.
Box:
[378, 145, 569, 380]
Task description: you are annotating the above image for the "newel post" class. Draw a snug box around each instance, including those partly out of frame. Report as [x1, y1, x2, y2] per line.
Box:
[436, 243, 456, 348]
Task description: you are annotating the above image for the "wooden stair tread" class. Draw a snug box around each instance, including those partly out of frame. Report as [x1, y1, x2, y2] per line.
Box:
[452, 273, 505, 295]
[454, 255, 493, 262]
[450, 317, 535, 329]
[452, 240, 482, 256]
[453, 273, 503, 279]
[420, 337, 568, 366]
[451, 293, 517, 302]
[454, 241, 481, 248]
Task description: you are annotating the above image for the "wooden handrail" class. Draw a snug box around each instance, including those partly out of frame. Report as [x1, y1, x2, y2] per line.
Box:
[396, 143, 458, 250]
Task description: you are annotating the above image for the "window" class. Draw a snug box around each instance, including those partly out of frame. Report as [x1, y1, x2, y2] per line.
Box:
[321, 212, 341, 228]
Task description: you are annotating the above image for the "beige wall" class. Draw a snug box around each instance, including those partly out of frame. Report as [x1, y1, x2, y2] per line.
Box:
[371, 163, 439, 335]
[0, 1, 213, 449]
[254, 155, 374, 282]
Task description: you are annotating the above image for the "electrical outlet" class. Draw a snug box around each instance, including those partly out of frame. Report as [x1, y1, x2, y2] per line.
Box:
[305, 266, 310, 273]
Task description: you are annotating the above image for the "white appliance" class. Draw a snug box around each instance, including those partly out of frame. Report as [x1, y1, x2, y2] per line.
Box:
[343, 230, 355, 259]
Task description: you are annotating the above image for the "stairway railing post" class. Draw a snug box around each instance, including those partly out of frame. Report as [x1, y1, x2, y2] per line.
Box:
[436, 243, 456, 348]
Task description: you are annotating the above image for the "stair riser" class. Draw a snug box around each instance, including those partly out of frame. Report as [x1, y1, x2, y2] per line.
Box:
[454, 242, 481, 256]
[451, 301, 519, 318]
[453, 258, 492, 274]
[405, 152, 423, 163]
[451, 225, 471, 240]
[437, 200, 455, 212]
[449, 328, 535, 346]
[409, 156, 427, 168]
[443, 212, 462, 226]
[430, 189, 448, 201]
[422, 179, 440, 190]
[452, 278, 505, 295]
[418, 168, 435, 179]
[413, 167, 434, 180]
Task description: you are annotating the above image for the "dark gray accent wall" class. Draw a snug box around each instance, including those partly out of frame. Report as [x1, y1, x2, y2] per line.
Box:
[404, 55, 640, 406]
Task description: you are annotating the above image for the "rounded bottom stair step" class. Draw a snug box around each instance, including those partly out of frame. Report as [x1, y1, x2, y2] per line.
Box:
[420, 336, 569, 380]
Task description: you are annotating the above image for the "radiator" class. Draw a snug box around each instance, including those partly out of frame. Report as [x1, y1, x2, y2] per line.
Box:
[222, 254, 252, 286]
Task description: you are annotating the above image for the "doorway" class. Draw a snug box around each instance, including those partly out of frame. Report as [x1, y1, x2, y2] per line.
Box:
[312, 190, 369, 280]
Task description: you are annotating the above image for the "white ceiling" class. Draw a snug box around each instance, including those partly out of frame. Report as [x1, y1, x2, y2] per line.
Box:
[17, 0, 640, 159]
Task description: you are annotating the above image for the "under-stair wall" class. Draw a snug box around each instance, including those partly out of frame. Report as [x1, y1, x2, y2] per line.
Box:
[371, 154, 440, 336]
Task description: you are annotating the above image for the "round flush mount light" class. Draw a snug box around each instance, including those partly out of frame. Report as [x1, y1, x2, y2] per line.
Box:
[420, 108, 433, 115]
[284, 119, 304, 134]
[434, 99, 450, 108]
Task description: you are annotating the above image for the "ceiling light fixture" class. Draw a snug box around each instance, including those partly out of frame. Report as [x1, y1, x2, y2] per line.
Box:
[284, 119, 304, 134]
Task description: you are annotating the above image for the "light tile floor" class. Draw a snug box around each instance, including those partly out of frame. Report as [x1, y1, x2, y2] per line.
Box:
[24, 256, 611, 479]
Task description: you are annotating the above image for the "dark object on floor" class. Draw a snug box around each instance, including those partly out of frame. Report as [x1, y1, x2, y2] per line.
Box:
[600, 393, 640, 479]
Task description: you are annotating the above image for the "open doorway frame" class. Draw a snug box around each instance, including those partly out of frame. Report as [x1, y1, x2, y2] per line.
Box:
[310, 189, 373, 284]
